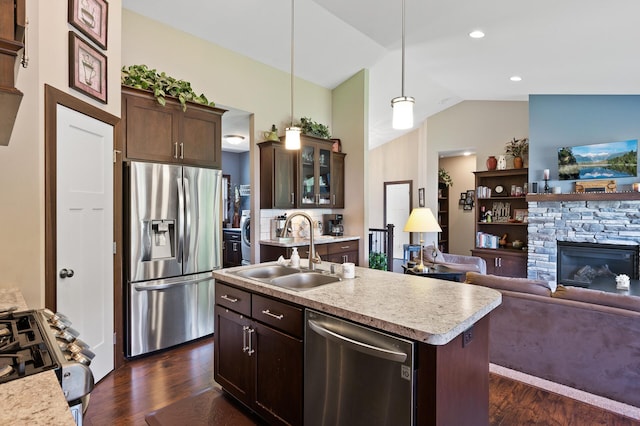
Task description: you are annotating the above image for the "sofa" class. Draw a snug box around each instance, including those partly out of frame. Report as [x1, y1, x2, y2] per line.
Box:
[421, 245, 487, 274]
[465, 272, 640, 408]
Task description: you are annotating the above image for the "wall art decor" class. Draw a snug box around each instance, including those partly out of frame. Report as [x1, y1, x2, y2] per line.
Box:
[68, 0, 108, 49]
[69, 32, 107, 103]
[418, 188, 425, 207]
[558, 139, 638, 180]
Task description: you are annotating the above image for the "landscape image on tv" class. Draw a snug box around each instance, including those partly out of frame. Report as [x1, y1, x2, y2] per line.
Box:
[557, 139, 638, 180]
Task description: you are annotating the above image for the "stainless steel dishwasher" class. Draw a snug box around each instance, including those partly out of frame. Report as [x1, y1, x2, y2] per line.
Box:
[304, 309, 415, 426]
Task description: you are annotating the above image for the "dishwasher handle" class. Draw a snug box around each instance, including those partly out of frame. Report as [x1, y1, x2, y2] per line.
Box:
[308, 319, 407, 363]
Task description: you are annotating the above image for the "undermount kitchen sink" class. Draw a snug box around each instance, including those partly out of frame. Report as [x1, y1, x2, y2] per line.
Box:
[233, 265, 300, 280]
[270, 272, 341, 291]
[230, 265, 341, 291]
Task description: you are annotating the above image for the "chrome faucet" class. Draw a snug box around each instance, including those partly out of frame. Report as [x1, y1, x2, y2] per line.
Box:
[282, 212, 321, 270]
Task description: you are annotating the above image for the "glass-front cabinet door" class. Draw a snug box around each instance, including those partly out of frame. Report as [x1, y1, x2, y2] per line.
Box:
[318, 146, 332, 206]
[299, 138, 332, 207]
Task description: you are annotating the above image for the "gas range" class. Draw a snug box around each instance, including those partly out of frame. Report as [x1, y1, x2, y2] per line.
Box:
[0, 307, 95, 406]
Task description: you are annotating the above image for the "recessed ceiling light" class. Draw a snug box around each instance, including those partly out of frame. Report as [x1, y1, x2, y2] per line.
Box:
[469, 30, 485, 39]
[224, 134, 245, 145]
[463, 151, 471, 156]
[510, 75, 522, 82]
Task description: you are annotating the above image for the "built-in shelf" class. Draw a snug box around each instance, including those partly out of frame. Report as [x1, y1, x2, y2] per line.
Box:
[526, 192, 640, 202]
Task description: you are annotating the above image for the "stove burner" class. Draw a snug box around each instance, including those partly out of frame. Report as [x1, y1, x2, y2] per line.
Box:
[0, 310, 59, 384]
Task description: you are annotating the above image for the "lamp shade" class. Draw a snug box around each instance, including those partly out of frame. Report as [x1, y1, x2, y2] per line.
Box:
[403, 208, 442, 233]
[391, 96, 415, 129]
[285, 126, 301, 149]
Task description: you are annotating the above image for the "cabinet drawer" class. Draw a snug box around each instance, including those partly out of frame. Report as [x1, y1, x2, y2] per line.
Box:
[296, 244, 328, 258]
[224, 232, 241, 242]
[327, 241, 359, 254]
[252, 294, 303, 338]
[215, 282, 251, 316]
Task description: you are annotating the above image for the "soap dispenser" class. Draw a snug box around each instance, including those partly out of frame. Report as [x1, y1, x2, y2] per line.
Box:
[290, 247, 300, 267]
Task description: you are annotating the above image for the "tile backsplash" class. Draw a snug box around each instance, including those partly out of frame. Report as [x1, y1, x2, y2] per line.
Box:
[259, 209, 335, 240]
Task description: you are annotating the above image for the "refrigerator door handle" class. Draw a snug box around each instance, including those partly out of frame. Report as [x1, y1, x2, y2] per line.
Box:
[133, 274, 212, 291]
[177, 176, 185, 263]
[184, 176, 192, 263]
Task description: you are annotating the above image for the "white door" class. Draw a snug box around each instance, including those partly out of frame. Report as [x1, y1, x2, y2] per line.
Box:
[385, 182, 411, 259]
[56, 105, 114, 383]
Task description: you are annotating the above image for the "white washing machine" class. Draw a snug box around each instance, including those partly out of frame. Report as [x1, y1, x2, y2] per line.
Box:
[240, 210, 251, 265]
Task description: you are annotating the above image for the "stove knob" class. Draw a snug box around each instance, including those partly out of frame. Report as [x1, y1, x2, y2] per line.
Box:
[72, 348, 95, 366]
[67, 339, 89, 354]
[56, 327, 80, 342]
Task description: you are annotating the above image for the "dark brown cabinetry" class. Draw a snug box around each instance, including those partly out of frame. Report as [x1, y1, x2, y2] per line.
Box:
[258, 135, 345, 209]
[471, 168, 528, 278]
[259, 141, 296, 209]
[0, 0, 26, 146]
[438, 181, 449, 253]
[223, 231, 242, 267]
[325, 240, 358, 264]
[214, 282, 303, 425]
[121, 86, 225, 168]
[260, 240, 359, 266]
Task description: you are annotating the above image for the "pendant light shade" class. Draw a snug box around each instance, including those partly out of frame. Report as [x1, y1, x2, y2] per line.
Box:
[391, 0, 414, 130]
[391, 96, 415, 129]
[285, 126, 301, 149]
[285, 0, 301, 150]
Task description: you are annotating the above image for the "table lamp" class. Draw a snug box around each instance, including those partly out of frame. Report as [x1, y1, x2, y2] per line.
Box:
[403, 208, 442, 273]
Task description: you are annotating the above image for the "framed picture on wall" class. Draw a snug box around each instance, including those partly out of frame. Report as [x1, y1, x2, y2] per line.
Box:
[418, 188, 425, 207]
[68, 0, 109, 49]
[69, 32, 108, 103]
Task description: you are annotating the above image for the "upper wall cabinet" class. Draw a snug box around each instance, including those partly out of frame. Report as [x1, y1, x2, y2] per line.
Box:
[0, 0, 26, 146]
[121, 86, 226, 168]
[259, 135, 346, 209]
[259, 140, 296, 209]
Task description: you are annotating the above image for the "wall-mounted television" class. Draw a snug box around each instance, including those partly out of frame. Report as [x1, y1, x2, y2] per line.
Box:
[557, 139, 638, 180]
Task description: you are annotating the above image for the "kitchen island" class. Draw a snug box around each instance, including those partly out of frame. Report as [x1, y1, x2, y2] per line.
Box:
[213, 261, 501, 425]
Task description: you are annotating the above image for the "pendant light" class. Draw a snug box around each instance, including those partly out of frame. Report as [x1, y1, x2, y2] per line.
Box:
[285, 0, 301, 150]
[391, 0, 415, 130]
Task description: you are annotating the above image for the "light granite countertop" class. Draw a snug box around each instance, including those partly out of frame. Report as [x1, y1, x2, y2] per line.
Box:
[0, 288, 76, 426]
[213, 261, 501, 345]
[260, 235, 360, 247]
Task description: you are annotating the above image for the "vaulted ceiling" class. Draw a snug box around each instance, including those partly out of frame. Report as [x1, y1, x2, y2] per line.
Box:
[123, 0, 640, 150]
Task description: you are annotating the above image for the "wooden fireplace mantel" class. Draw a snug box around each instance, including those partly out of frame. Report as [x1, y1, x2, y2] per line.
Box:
[526, 192, 640, 202]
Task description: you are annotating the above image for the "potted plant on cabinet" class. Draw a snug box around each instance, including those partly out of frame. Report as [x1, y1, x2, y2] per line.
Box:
[121, 64, 216, 111]
[505, 137, 529, 169]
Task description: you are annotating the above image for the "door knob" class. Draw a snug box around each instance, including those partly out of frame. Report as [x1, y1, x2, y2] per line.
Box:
[59, 268, 75, 278]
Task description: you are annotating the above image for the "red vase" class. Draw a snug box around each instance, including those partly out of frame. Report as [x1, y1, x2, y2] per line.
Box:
[486, 156, 497, 170]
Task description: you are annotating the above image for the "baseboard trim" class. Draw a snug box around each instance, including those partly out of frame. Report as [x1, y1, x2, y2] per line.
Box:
[490, 363, 640, 420]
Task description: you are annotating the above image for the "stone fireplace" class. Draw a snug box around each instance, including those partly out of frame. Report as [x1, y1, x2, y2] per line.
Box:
[527, 196, 640, 288]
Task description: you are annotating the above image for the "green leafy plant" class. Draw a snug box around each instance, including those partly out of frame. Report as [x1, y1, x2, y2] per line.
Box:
[439, 168, 453, 187]
[505, 137, 529, 158]
[369, 252, 388, 271]
[121, 64, 215, 111]
[296, 117, 331, 139]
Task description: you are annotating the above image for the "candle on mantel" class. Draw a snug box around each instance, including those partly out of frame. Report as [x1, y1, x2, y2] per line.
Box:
[543, 169, 550, 180]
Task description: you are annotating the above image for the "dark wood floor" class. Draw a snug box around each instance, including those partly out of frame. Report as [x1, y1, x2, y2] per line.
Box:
[84, 336, 640, 426]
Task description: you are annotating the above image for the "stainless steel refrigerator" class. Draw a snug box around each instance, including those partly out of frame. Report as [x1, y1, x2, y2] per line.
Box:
[125, 161, 222, 357]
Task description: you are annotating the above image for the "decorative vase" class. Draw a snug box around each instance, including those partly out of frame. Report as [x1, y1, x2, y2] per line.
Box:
[486, 156, 497, 170]
[497, 155, 507, 170]
[513, 156, 524, 169]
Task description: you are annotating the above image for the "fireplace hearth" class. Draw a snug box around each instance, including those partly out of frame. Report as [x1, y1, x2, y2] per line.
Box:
[557, 241, 639, 288]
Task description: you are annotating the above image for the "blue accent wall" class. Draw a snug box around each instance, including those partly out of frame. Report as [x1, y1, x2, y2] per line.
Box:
[529, 95, 640, 193]
[222, 151, 251, 213]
